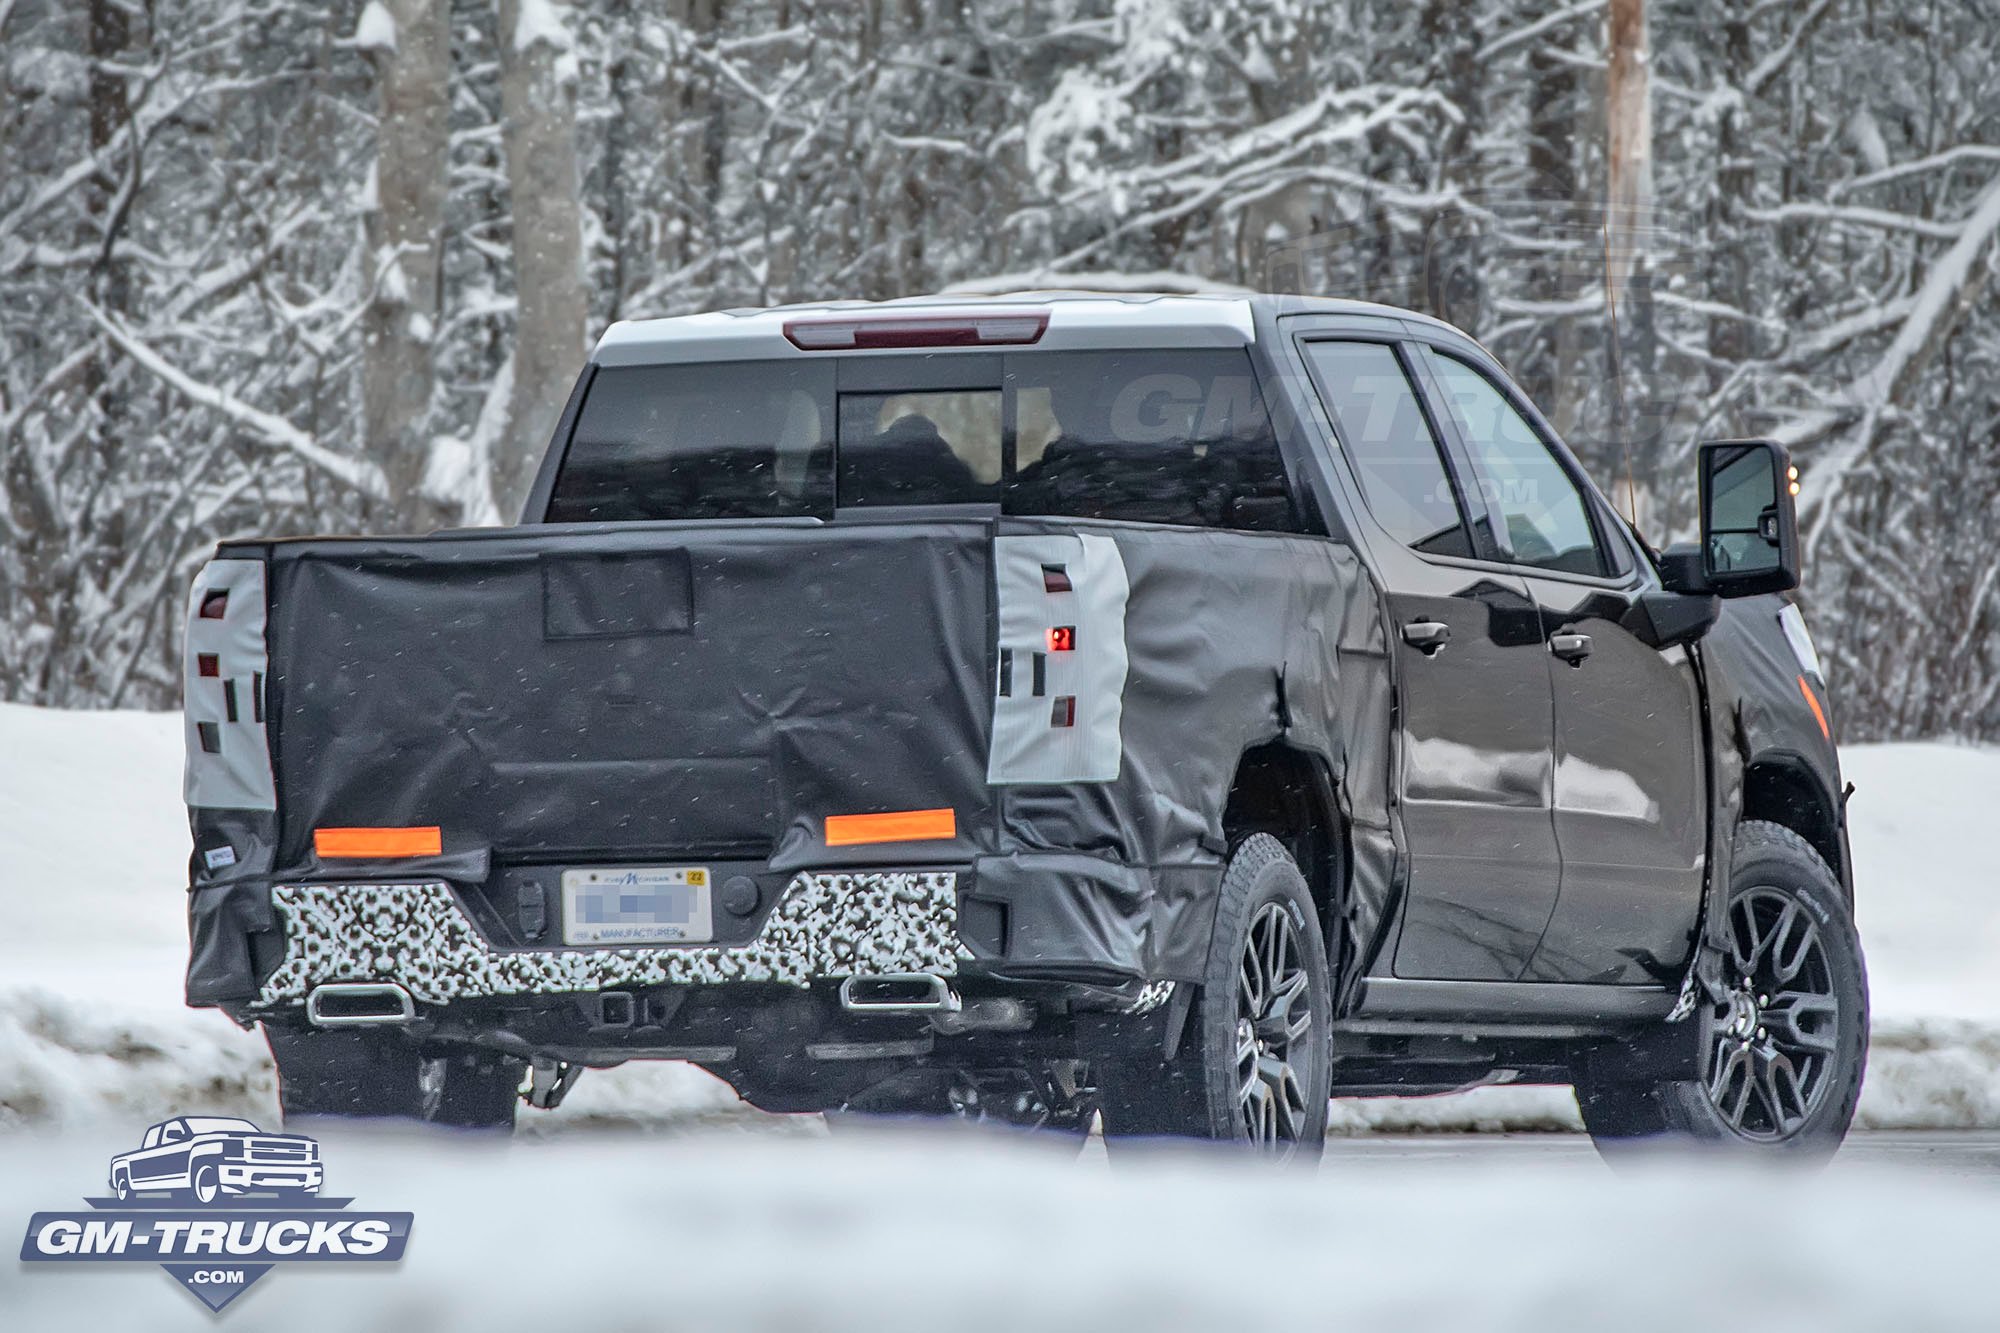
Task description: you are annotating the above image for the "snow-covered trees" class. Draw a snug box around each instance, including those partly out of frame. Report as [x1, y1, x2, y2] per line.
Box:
[1, 0, 1997, 738]
[358, 0, 451, 528]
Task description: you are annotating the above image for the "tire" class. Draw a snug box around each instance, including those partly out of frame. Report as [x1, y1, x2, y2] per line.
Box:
[1098, 834, 1333, 1161]
[265, 1026, 522, 1131]
[1576, 820, 1868, 1161]
[111, 1169, 132, 1201]
[191, 1164, 221, 1205]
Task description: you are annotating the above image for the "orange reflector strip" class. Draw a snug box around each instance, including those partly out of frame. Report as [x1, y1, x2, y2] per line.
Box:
[824, 808, 957, 847]
[314, 826, 442, 859]
[1797, 675, 1830, 741]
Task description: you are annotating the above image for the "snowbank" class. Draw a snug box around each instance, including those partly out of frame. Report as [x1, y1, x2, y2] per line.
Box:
[2, 702, 1996, 1133]
[6, 1127, 2000, 1332]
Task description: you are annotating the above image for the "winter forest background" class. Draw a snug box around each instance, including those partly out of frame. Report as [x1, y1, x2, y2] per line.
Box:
[2, 0, 1997, 740]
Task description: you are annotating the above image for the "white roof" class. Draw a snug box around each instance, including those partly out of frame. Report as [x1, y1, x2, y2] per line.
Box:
[591, 293, 1260, 366]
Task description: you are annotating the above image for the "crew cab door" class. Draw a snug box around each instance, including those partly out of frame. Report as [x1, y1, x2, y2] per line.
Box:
[1414, 345, 1706, 984]
[1291, 330, 1561, 981]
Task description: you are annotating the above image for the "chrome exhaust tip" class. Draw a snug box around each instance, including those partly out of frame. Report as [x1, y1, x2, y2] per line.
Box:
[306, 982, 416, 1027]
[838, 973, 960, 1014]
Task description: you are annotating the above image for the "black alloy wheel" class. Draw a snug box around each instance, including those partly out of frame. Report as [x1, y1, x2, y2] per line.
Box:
[1098, 834, 1333, 1160]
[1236, 901, 1317, 1149]
[1703, 885, 1842, 1140]
[1574, 820, 1868, 1160]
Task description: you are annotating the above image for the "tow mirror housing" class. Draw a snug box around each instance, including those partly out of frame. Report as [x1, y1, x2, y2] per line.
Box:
[1660, 439, 1801, 599]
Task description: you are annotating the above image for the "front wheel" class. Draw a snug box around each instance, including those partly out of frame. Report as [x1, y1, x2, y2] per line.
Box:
[191, 1164, 221, 1205]
[1098, 834, 1333, 1161]
[1577, 820, 1868, 1160]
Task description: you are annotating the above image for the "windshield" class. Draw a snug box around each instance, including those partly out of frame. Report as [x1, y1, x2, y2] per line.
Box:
[546, 351, 1307, 532]
[180, 1117, 260, 1134]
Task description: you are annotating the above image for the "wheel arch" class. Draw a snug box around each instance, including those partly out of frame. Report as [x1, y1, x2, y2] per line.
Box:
[1738, 750, 1846, 895]
[1221, 741, 1349, 972]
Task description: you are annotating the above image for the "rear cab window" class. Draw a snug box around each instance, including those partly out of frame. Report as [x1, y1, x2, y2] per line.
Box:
[545, 361, 834, 523]
[546, 350, 1313, 533]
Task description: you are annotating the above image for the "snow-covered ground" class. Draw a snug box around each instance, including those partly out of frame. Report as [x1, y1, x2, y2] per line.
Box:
[2, 702, 1997, 1132]
[7, 1127, 2000, 1333]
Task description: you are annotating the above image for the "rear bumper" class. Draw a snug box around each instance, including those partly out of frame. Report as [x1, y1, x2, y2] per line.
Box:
[219, 1162, 322, 1191]
[256, 872, 968, 1007]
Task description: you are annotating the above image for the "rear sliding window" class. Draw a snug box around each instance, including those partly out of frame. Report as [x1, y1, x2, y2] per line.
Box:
[547, 351, 1310, 533]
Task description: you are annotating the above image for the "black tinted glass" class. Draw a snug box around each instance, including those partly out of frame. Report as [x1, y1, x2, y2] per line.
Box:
[1005, 350, 1304, 532]
[549, 350, 1306, 533]
[1429, 353, 1609, 577]
[1305, 341, 1471, 558]
[548, 362, 835, 522]
[839, 388, 1002, 506]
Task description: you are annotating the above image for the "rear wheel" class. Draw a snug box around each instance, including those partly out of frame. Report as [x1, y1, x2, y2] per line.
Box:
[1576, 820, 1868, 1160]
[1098, 835, 1332, 1161]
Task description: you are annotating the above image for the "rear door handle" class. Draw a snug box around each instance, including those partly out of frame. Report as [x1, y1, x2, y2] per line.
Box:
[1549, 632, 1594, 664]
[1402, 620, 1451, 655]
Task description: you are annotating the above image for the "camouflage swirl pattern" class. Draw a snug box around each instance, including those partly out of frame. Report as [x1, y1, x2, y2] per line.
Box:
[258, 872, 968, 1006]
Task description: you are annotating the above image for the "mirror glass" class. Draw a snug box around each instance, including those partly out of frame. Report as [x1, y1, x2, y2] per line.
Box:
[1705, 444, 1783, 577]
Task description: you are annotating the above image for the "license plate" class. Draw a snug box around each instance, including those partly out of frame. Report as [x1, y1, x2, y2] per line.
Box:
[561, 867, 712, 945]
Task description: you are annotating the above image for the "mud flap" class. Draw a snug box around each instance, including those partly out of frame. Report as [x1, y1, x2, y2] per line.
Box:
[1570, 1015, 1705, 1086]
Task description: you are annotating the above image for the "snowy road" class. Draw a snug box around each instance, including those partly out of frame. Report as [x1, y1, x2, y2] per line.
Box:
[8, 1125, 2000, 1333]
[1324, 1128, 2000, 1173]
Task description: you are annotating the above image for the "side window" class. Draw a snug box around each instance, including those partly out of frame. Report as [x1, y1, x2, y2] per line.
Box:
[1427, 353, 1609, 577]
[1302, 340, 1472, 558]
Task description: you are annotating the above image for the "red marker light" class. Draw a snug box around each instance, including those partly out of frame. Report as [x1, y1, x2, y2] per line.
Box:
[1047, 626, 1076, 652]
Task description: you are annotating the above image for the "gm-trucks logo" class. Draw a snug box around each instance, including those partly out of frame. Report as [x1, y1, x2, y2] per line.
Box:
[18, 1116, 413, 1311]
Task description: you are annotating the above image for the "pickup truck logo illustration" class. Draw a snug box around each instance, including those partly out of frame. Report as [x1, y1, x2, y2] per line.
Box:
[20, 1113, 407, 1312]
[108, 1116, 323, 1204]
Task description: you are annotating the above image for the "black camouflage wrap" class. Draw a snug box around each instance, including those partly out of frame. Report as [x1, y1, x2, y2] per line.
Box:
[184, 518, 1397, 1006]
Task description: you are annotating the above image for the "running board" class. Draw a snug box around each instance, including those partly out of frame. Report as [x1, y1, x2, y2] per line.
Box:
[1342, 978, 1676, 1035]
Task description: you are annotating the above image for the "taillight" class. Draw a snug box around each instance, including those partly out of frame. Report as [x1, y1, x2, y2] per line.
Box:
[184, 559, 277, 813]
[783, 309, 1049, 350]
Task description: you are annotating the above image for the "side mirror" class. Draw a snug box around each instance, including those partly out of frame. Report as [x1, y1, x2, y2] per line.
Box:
[1661, 439, 1800, 598]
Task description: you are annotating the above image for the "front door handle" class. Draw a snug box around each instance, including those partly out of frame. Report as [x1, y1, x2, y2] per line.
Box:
[1549, 631, 1594, 665]
[1402, 620, 1452, 655]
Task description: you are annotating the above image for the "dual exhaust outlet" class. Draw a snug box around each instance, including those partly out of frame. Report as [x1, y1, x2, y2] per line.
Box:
[838, 973, 960, 1014]
[305, 982, 415, 1027]
[839, 974, 1036, 1034]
